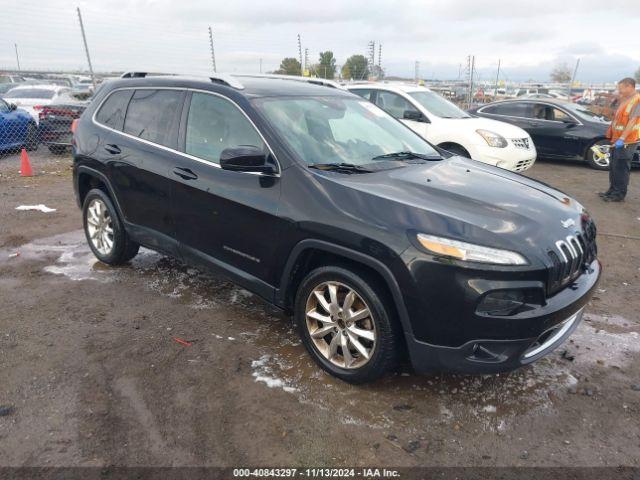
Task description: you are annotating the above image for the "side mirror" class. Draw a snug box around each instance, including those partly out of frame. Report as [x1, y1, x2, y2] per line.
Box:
[220, 146, 276, 174]
[403, 110, 429, 123]
[9, 103, 17, 111]
[561, 118, 578, 126]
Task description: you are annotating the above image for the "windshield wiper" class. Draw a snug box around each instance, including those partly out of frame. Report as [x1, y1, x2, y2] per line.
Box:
[308, 163, 373, 173]
[371, 151, 442, 162]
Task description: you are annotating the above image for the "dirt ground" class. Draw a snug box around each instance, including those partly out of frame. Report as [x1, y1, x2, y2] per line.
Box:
[0, 150, 639, 469]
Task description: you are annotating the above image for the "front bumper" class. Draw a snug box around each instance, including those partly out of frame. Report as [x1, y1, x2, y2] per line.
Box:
[469, 143, 537, 172]
[405, 259, 600, 374]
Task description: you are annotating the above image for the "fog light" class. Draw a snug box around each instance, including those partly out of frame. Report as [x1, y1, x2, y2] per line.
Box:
[477, 290, 525, 316]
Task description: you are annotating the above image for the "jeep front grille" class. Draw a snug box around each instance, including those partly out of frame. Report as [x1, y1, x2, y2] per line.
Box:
[547, 223, 597, 295]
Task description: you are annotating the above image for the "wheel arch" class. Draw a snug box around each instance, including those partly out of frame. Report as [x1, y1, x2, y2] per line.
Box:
[75, 166, 125, 220]
[276, 239, 415, 340]
[437, 141, 471, 157]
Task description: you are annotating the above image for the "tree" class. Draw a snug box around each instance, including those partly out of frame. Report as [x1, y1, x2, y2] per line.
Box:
[342, 54, 369, 80]
[317, 51, 336, 79]
[635, 66, 640, 83]
[275, 57, 301, 76]
[550, 62, 572, 83]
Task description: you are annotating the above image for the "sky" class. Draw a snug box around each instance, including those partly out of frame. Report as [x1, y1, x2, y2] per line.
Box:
[1, 0, 639, 83]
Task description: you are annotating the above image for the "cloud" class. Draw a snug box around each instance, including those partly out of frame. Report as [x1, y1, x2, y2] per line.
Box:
[0, 0, 638, 82]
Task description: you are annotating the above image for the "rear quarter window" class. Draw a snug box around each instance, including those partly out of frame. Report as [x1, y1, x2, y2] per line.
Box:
[482, 103, 531, 118]
[95, 89, 134, 130]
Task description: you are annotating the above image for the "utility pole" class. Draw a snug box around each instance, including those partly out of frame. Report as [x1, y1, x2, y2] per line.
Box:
[208, 26, 217, 73]
[14, 43, 20, 71]
[304, 48, 309, 76]
[414, 61, 420, 83]
[378, 43, 382, 68]
[297, 34, 303, 76]
[466, 55, 476, 108]
[367, 41, 376, 72]
[493, 59, 501, 99]
[568, 58, 580, 99]
[76, 7, 96, 90]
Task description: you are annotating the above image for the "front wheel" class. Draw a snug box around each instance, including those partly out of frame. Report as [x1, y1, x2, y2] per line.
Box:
[82, 189, 139, 265]
[586, 139, 610, 170]
[294, 266, 401, 384]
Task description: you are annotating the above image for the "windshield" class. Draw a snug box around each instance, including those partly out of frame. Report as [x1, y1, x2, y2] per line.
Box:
[254, 96, 439, 166]
[564, 103, 610, 123]
[408, 91, 471, 119]
[4, 88, 56, 99]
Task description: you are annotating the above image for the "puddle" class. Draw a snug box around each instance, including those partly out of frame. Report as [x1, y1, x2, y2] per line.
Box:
[6, 230, 640, 435]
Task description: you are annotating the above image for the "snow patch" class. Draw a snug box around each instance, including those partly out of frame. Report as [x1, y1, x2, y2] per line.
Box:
[16, 204, 56, 213]
[251, 355, 298, 393]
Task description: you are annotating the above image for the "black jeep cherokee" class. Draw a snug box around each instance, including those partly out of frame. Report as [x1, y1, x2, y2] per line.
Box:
[72, 74, 600, 383]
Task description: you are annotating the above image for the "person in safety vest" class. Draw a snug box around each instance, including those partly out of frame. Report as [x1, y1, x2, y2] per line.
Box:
[599, 77, 640, 202]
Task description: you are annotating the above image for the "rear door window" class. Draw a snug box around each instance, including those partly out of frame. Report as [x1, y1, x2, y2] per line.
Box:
[350, 89, 374, 101]
[95, 90, 134, 131]
[374, 91, 419, 119]
[184, 92, 265, 164]
[123, 89, 184, 148]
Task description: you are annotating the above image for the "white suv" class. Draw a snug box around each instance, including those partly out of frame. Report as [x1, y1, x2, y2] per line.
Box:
[347, 83, 536, 172]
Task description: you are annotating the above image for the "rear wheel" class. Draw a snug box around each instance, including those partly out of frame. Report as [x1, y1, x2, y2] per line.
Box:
[294, 266, 401, 384]
[82, 189, 139, 265]
[586, 139, 610, 170]
[48, 145, 67, 155]
[25, 123, 38, 151]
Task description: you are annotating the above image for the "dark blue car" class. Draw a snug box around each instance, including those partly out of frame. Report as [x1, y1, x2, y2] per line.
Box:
[0, 97, 37, 152]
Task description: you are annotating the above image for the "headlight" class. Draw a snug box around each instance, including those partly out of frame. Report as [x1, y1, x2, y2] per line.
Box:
[417, 234, 528, 265]
[476, 129, 508, 148]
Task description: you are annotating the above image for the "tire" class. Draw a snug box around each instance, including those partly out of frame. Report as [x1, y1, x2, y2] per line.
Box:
[585, 139, 610, 170]
[294, 265, 402, 384]
[82, 188, 139, 265]
[441, 143, 470, 158]
[25, 123, 38, 152]
[48, 145, 67, 155]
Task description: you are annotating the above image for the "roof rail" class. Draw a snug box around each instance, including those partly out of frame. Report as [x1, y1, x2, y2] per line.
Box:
[120, 71, 175, 78]
[232, 73, 343, 89]
[119, 71, 245, 90]
[209, 73, 245, 90]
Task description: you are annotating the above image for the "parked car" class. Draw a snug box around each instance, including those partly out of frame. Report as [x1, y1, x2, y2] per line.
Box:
[468, 98, 638, 170]
[348, 83, 536, 172]
[38, 99, 88, 153]
[0, 74, 26, 95]
[2, 84, 73, 123]
[0, 98, 38, 152]
[72, 74, 600, 383]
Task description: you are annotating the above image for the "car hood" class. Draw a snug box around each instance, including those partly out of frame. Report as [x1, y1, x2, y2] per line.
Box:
[322, 157, 587, 263]
[434, 116, 530, 139]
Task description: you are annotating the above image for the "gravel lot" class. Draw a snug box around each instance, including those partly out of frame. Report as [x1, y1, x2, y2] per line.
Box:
[0, 150, 639, 468]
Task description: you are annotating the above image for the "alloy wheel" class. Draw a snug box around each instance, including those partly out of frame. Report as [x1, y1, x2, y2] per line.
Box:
[305, 281, 377, 369]
[86, 198, 114, 256]
[594, 150, 610, 168]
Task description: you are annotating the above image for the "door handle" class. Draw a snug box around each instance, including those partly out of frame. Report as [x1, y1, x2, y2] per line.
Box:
[529, 122, 540, 127]
[173, 167, 198, 181]
[104, 144, 121, 155]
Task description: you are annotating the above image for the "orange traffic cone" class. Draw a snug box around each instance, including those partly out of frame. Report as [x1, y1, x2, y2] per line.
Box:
[20, 148, 33, 177]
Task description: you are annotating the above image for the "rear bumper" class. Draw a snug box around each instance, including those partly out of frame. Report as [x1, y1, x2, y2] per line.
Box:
[405, 259, 600, 374]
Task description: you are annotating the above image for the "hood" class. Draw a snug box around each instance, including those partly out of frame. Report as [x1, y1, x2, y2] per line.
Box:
[435, 116, 531, 139]
[321, 158, 587, 264]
